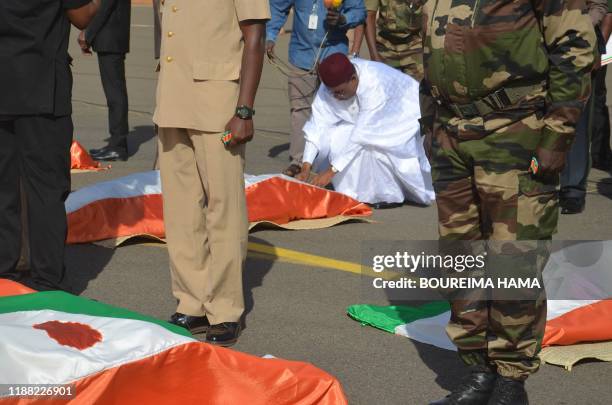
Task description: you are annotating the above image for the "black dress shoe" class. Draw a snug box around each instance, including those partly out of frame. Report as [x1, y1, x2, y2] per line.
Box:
[560, 197, 585, 215]
[430, 367, 497, 405]
[487, 377, 528, 405]
[205, 322, 241, 347]
[168, 313, 210, 335]
[89, 146, 105, 155]
[91, 145, 128, 161]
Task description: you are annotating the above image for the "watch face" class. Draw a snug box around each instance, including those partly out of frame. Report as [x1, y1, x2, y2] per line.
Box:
[236, 106, 254, 119]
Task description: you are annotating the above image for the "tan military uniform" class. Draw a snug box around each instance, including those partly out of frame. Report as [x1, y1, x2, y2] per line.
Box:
[153, 0, 270, 325]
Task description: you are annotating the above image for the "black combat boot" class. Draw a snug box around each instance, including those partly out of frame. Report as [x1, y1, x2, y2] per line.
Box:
[487, 377, 528, 405]
[429, 366, 497, 405]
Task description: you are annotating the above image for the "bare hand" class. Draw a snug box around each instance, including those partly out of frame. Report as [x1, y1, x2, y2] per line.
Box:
[78, 31, 91, 54]
[326, 10, 346, 28]
[265, 40, 275, 56]
[371, 52, 385, 63]
[310, 168, 335, 188]
[296, 163, 312, 182]
[225, 116, 254, 147]
[535, 146, 568, 178]
[423, 132, 433, 161]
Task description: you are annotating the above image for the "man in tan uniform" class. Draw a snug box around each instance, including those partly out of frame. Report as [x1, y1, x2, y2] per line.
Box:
[153, 0, 270, 346]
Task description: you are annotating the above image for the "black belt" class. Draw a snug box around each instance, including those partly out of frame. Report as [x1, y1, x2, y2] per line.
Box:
[432, 82, 546, 120]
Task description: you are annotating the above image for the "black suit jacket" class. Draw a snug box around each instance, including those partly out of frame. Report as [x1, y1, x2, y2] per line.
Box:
[86, 0, 131, 54]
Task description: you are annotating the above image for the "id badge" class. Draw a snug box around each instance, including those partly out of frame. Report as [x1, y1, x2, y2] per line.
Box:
[308, 13, 318, 30]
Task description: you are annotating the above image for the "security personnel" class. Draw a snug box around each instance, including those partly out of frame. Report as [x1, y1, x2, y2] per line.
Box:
[80, 0, 132, 162]
[0, 0, 99, 290]
[363, 0, 424, 81]
[154, 0, 270, 346]
[421, 1, 595, 404]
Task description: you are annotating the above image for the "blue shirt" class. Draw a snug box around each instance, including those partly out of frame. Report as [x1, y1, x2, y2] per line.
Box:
[266, 0, 366, 70]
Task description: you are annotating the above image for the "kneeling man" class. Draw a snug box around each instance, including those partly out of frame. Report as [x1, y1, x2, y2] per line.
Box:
[296, 53, 434, 206]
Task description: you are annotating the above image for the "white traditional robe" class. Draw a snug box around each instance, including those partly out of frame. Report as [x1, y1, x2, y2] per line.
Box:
[302, 58, 435, 205]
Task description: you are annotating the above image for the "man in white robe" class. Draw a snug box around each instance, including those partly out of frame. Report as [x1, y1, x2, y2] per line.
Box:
[296, 53, 435, 206]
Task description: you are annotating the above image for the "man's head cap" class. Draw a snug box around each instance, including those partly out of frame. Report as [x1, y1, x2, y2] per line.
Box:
[318, 53, 355, 88]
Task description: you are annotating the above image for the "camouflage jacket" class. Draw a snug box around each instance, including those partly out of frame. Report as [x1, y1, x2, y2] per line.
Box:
[423, 0, 596, 152]
[365, 0, 424, 45]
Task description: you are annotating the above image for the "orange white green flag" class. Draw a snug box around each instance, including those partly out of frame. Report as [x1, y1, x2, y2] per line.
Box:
[0, 280, 347, 405]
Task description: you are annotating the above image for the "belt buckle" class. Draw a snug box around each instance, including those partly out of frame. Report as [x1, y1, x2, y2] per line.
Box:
[488, 88, 512, 110]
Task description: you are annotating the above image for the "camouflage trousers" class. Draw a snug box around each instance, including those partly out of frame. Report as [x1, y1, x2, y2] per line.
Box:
[428, 114, 558, 380]
[377, 43, 424, 82]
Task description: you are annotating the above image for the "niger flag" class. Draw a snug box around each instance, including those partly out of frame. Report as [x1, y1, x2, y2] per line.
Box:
[0, 280, 347, 405]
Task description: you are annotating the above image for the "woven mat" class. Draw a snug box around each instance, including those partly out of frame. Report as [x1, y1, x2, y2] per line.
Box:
[540, 341, 612, 371]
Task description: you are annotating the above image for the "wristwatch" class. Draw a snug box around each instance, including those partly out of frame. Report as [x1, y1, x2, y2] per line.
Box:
[235, 105, 255, 120]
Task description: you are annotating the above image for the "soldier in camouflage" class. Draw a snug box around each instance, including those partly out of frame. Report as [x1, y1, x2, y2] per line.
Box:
[421, 1, 596, 404]
[363, 0, 425, 81]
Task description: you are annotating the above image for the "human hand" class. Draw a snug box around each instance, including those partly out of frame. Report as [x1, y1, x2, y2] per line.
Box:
[326, 9, 346, 27]
[310, 167, 335, 187]
[224, 116, 254, 147]
[295, 163, 312, 182]
[78, 31, 91, 54]
[371, 52, 385, 63]
[265, 40, 275, 56]
[534, 146, 568, 178]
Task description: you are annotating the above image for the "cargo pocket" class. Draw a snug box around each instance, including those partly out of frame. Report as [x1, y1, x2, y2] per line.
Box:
[517, 173, 558, 240]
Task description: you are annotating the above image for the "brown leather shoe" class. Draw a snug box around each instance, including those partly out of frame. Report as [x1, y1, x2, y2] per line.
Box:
[205, 322, 241, 347]
[168, 313, 210, 335]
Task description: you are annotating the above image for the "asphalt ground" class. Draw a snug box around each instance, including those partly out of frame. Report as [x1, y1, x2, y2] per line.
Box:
[62, 5, 612, 404]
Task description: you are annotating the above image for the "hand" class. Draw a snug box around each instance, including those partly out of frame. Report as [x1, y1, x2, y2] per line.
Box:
[224, 116, 254, 147]
[371, 52, 385, 63]
[423, 132, 433, 161]
[310, 167, 335, 188]
[326, 10, 346, 28]
[295, 163, 312, 182]
[534, 146, 568, 178]
[78, 31, 91, 54]
[265, 40, 275, 56]
[594, 53, 602, 71]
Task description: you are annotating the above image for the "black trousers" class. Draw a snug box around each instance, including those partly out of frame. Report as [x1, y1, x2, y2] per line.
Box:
[0, 115, 72, 290]
[591, 65, 611, 168]
[560, 85, 593, 200]
[98, 52, 129, 149]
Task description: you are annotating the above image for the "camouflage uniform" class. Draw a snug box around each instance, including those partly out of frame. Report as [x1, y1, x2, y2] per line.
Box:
[422, 1, 595, 380]
[365, 0, 425, 80]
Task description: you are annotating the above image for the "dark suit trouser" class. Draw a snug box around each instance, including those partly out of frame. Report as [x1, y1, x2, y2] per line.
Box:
[98, 52, 129, 149]
[0, 115, 72, 289]
[591, 65, 611, 167]
[560, 77, 594, 200]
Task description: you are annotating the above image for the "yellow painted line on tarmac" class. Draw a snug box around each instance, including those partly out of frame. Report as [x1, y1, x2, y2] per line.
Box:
[139, 239, 396, 279]
[246, 243, 401, 281]
[247, 242, 363, 276]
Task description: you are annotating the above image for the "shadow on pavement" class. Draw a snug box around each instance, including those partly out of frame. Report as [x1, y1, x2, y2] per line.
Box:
[384, 297, 465, 392]
[64, 243, 114, 295]
[596, 177, 612, 200]
[242, 236, 275, 331]
[268, 142, 289, 158]
[128, 125, 156, 158]
[411, 341, 465, 392]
